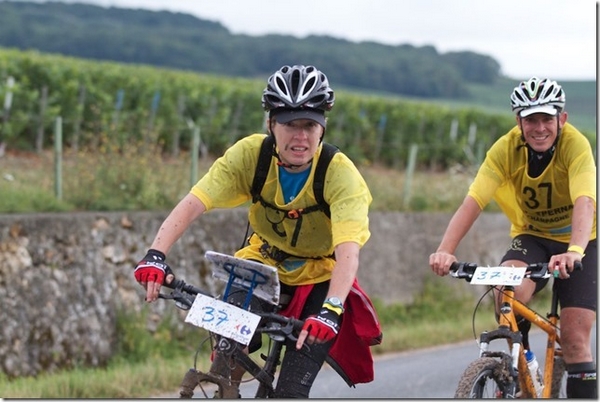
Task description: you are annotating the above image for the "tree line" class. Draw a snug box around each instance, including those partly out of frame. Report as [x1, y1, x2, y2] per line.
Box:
[0, 0, 502, 99]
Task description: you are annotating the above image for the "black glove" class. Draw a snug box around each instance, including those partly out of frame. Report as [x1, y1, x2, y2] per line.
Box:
[134, 249, 172, 285]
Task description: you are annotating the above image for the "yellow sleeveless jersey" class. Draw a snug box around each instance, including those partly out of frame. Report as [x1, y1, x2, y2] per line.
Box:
[190, 133, 372, 285]
[468, 123, 596, 242]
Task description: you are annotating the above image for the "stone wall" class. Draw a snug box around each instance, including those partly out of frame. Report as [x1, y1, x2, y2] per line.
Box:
[0, 210, 511, 378]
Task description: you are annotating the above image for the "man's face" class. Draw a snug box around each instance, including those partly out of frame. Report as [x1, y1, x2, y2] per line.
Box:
[518, 112, 567, 152]
[271, 119, 324, 170]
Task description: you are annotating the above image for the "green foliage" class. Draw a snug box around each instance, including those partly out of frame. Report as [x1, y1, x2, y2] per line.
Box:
[374, 278, 491, 325]
[0, 47, 525, 171]
[113, 308, 209, 364]
[62, 143, 190, 211]
[0, 185, 72, 212]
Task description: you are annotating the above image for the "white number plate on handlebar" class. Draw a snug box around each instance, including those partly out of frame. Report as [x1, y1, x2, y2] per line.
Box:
[185, 294, 261, 346]
[470, 266, 526, 286]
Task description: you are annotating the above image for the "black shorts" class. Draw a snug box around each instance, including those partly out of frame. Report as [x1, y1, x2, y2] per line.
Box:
[501, 234, 597, 311]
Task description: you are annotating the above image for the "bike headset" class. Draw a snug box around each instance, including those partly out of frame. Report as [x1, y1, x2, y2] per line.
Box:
[510, 77, 566, 170]
[261, 64, 335, 169]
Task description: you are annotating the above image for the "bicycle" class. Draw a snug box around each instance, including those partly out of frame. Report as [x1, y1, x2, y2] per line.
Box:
[449, 260, 582, 398]
[159, 251, 354, 398]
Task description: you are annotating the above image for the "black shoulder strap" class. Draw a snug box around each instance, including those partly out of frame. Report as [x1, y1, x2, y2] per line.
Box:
[250, 135, 339, 211]
[251, 135, 275, 203]
[313, 142, 339, 208]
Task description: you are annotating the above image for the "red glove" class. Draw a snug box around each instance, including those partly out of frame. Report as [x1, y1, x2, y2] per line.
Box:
[134, 249, 172, 285]
[301, 306, 341, 342]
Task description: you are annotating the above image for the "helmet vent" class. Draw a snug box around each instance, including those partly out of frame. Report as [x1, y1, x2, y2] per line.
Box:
[261, 65, 336, 112]
[510, 77, 565, 114]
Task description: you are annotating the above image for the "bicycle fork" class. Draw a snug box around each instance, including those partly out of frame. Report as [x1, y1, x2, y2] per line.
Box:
[179, 337, 243, 399]
[477, 286, 539, 398]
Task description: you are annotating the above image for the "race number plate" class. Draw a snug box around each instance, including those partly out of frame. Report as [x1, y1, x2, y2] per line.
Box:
[185, 293, 261, 345]
[205, 251, 280, 305]
[470, 266, 526, 286]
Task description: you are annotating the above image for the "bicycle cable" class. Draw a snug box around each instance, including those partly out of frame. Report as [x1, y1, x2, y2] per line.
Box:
[472, 286, 496, 342]
[193, 334, 213, 369]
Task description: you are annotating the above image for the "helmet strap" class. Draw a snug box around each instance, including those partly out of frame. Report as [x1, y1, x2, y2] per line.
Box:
[276, 157, 313, 170]
[268, 134, 314, 170]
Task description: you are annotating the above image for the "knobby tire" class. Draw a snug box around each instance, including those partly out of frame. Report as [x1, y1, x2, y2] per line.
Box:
[454, 357, 516, 398]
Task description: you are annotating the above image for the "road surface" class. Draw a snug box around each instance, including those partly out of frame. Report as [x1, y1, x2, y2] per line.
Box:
[160, 328, 596, 398]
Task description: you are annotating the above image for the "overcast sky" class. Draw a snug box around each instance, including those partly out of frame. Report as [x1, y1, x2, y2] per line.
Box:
[42, 0, 598, 81]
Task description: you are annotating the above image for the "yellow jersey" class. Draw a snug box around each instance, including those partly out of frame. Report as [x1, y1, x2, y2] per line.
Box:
[468, 122, 596, 242]
[190, 133, 372, 285]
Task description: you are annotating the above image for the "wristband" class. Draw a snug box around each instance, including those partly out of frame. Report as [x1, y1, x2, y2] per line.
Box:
[323, 297, 344, 315]
[147, 248, 166, 261]
[567, 245, 585, 257]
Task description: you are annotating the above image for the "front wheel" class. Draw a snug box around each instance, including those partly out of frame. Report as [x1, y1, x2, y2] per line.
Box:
[454, 357, 516, 398]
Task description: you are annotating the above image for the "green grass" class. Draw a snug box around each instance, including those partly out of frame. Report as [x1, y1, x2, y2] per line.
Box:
[0, 147, 485, 214]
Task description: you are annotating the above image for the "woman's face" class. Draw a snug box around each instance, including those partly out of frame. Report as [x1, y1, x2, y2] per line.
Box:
[270, 119, 324, 170]
[518, 112, 568, 152]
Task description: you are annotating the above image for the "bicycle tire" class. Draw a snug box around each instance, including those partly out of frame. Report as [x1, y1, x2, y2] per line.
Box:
[178, 353, 241, 399]
[551, 356, 567, 398]
[454, 357, 516, 398]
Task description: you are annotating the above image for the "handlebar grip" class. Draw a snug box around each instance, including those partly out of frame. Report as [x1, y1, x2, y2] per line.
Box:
[162, 276, 212, 297]
[449, 261, 478, 275]
[449, 261, 460, 272]
[163, 277, 183, 289]
[541, 260, 583, 273]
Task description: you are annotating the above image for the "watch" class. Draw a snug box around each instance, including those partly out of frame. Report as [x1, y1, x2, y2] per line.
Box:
[325, 297, 344, 312]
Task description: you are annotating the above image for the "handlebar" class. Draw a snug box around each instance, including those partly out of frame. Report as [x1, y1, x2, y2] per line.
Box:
[254, 312, 304, 333]
[158, 276, 305, 338]
[449, 261, 583, 282]
[158, 276, 214, 309]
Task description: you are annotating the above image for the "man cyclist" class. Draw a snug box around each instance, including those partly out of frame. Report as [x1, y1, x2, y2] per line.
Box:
[429, 77, 596, 398]
[133, 65, 382, 398]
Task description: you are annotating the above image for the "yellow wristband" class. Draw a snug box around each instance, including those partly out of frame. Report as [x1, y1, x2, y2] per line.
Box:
[567, 245, 586, 257]
[323, 301, 344, 315]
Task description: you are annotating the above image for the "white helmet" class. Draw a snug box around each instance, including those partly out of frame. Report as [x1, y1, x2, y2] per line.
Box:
[510, 77, 565, 117]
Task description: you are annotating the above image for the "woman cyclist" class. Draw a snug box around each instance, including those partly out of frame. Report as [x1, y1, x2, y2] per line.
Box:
[133, 65, 382, 398]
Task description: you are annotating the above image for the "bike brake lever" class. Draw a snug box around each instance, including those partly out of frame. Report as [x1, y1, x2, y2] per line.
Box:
[158, 291, 193, 310]
[261, 321, 300, 341]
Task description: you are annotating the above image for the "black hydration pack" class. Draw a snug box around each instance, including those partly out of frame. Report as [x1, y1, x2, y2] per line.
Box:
[249, 134, 339, 248]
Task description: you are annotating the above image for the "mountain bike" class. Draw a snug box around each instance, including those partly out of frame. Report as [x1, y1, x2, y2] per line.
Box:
[159, 251, 354, 398]
[449, 260, 582, 398]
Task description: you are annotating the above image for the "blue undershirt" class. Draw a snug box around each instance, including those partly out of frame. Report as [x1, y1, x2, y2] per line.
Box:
[278, 165, 311, 204]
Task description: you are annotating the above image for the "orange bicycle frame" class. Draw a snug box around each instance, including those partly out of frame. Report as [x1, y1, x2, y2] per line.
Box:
[497, 285, 560, 398]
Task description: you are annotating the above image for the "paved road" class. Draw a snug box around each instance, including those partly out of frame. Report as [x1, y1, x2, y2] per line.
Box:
[245, 329, 596, 398]
[161, 327, 596, 398]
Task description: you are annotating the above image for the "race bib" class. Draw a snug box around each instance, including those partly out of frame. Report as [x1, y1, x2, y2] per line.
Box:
[185, 294, 261, 345]
[470, 266, 526, 286]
